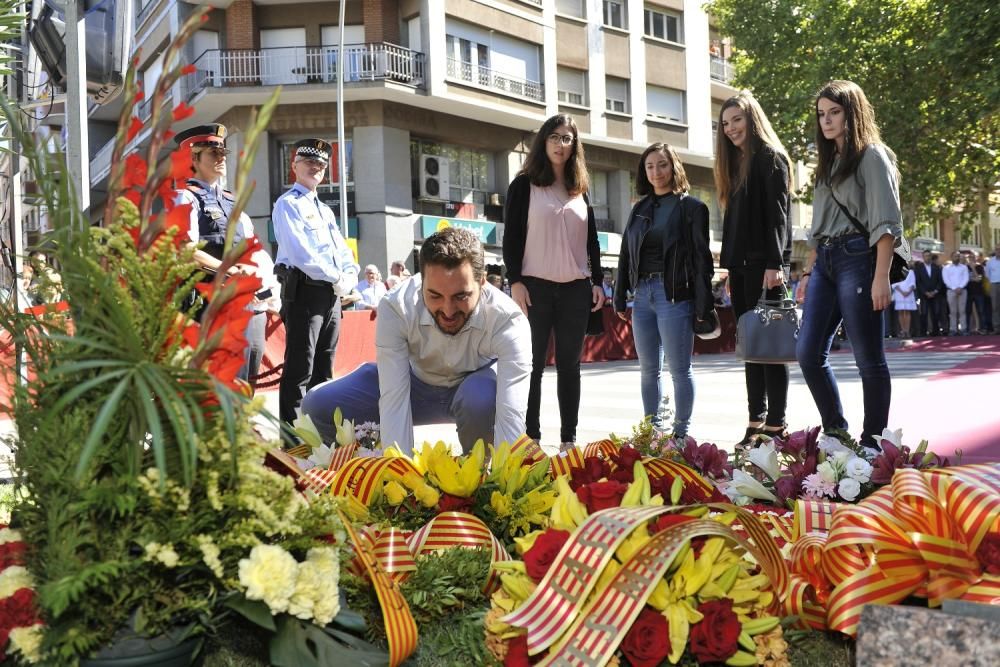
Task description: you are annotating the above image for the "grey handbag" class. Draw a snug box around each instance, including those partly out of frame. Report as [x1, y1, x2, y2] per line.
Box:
[735, 298, 800, 364]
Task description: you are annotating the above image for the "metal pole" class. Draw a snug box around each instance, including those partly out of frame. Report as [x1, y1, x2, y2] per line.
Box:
[63, 0, 89, 224]
[335, 0, 348, 238]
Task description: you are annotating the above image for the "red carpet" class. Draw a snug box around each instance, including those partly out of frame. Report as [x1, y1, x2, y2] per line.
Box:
[887, 351, 1000, 464]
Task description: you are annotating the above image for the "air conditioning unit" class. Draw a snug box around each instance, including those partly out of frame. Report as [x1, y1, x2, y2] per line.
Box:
[419, 154, 450, 200]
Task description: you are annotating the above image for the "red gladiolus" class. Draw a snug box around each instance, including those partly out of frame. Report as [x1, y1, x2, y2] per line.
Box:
[165, 204, 193, 248]
[170, 145, 193, 182]
[122, 153, 148, 190]
[181, 64, 197, 75]
[126, 116, 144, 142]
[123, 189, 142, 208]
[172, 102, 195, 121]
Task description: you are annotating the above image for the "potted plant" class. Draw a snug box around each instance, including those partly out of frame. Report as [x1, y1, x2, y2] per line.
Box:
[0, 10, 384, 665]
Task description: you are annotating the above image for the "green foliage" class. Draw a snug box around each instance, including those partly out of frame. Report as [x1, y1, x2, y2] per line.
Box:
[342, 547, 497, 665]
[0, 0, 25, 79]
[707, 0, 1000, 229]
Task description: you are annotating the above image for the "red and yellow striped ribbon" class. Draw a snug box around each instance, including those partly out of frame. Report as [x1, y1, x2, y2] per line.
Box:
[549, 448, 585, 478]
[327, 456, 419, 504]
[582, 439, 618, 459]
[644, 457, 715, 496]
[783, 464, 1000, 636]
[285, 443, 311, 459]
[509, 434, 545, 461]
[501, 505, 668, 655]
[793, 498, 837, 538]
[338, 511, 418, 667]
[539, 516, 781, 666]
[406, 511, 512, 593]
[328, 442, 360, 471]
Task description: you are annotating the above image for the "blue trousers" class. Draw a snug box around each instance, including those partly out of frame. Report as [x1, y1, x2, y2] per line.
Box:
[796, 234, 891, 446]
[630, 276, 695, 436]
[300, 362, 497, 454]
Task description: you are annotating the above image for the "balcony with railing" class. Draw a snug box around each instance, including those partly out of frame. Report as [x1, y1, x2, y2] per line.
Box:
[709, 55, 735, 84]
[445, 58, 544, 103]
[180, 43, 426, 101]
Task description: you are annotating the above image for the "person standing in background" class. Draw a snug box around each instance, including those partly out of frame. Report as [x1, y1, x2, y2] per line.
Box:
[503, 114, 605, 452]
[714, 91, 793, 446]
[985, 245, 1000, 332]
[942, 251, 969, 335]
[272, 139, 360, 425]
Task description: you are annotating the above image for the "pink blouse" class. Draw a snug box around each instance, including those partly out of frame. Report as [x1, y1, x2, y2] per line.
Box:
[521, 184, 590, 283]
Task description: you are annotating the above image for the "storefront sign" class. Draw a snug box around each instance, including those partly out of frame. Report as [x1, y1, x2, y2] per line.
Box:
[419, 215, 497, 244]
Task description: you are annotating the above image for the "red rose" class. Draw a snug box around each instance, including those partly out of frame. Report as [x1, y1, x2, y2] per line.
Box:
[650, 513, 695, 535]
[569, 457, 611, 490]
[613, 446, 643, 471]
[504, 634, 536, 666]
[575, 480, 628, 514]
[437, 493, 474, 513]
[689, 599, 741, 664]
[523, 529, 571, 582]
[608, 467, 635, 484]
[977, 533, 1000, 575]
[621, 606, 670, 667]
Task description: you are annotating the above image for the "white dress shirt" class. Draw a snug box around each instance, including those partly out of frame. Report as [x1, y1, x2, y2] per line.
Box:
[942, 262, 969, 290]
[985, 257, 1000, 283]
[271, 183, 359, 295]
[375, 278, 531, 452]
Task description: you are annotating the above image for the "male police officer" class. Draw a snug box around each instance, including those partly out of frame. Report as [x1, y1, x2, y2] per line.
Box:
[273, 139, 359, 424]
[174, 124, 255, 276]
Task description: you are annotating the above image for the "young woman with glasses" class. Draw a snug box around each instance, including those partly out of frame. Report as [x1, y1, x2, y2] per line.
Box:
[795, 80, 903, 447]
[503, 114, 605, 451]
[714, 92, 793, 446]
[613, 143, 714, 439]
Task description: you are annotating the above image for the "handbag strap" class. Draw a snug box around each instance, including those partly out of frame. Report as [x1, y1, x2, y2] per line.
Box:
[828, 187, 868, 239]
[757, 298, 797, 309]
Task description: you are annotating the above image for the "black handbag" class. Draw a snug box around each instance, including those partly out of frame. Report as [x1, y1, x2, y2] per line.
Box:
[735, 298, 800, 364]
[586, 306, 605, 336]
[829, 189, 910, 284]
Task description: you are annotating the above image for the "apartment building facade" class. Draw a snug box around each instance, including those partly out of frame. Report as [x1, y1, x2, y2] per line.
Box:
[82, 0, 776, 274]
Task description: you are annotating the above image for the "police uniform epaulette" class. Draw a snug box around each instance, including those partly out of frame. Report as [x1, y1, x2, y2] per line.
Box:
[220, 189, 235, 202]
[186, 183, 209, 196]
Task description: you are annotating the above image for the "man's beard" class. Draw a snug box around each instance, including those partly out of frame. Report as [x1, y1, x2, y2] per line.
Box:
[432, 309, 469, 335]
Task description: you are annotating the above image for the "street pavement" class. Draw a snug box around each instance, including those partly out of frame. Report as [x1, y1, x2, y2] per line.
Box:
[2, 344, 994, 476]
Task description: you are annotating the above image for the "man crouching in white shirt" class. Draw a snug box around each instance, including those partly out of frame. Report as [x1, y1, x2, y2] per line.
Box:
[301, 227, 531, 453]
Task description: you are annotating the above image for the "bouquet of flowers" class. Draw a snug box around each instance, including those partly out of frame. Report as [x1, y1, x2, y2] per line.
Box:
[486, 464, 785, 666]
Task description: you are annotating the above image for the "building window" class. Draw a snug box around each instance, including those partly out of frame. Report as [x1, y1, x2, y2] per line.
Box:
[557, 67, 587, 106]
[589, 170, 610, 224]
[993, 227, 1000, 247]
[556, 0, 585, 19]
[961, 225, 981, 247]
[605, 76, 629, 114]
[444, 20, 543, 101]
[646, 85, 686, 124]
[643, 6, 683, 43]
[411, 139, 492, 219]
[603, 0, 626, 29]
[280, 139, 353, 192]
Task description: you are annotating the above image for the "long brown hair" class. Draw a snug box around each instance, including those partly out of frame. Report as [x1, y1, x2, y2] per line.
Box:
[519, 114, 590, 196]
[635, 143, 689, 196]
[814, 80, 889, 185]
[713, 91, 790, 210]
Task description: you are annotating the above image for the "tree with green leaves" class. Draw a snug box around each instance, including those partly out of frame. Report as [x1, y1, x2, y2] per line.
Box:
[707, 0, 1000, 238]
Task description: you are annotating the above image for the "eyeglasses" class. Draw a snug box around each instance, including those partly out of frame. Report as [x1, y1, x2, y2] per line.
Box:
[547, 133, 576, 146]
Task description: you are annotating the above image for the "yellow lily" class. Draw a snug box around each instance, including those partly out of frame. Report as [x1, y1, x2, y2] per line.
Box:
[490, 490, 513, 518]
[383, 480, 407, 506]
[424, 440, 485, 498]
[513, 529, 545, 555]
[550, 475, 588, 531]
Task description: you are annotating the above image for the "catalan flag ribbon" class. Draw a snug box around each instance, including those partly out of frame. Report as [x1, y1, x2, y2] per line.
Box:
[784, 463, 1000, 636]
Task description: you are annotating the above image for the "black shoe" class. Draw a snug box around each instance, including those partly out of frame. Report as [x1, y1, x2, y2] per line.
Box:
[737, 426, 763, 447]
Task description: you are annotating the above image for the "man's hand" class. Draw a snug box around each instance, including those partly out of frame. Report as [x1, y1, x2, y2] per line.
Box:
[616, 309, 632, 322]
[763, 268, 784, 290]
[795, 275, 809, 304]
[510, 281, 531, 316]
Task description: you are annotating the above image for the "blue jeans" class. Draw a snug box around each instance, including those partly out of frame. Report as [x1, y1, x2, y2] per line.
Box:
[630, 277, 695, 436]
[796, 234, 890, 446]
[300, 362, 497, 454]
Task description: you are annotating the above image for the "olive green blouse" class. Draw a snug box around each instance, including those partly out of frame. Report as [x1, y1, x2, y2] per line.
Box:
[809, 143, 903, 249]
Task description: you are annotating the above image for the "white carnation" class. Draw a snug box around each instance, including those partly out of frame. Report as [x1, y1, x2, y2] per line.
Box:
[238, 545, 299, 614]
[845, 458, 873, 483]
[838, 477, 861, 502]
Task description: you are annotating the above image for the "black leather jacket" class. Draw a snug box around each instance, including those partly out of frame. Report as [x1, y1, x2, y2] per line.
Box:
[613, 193, 714, 320]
